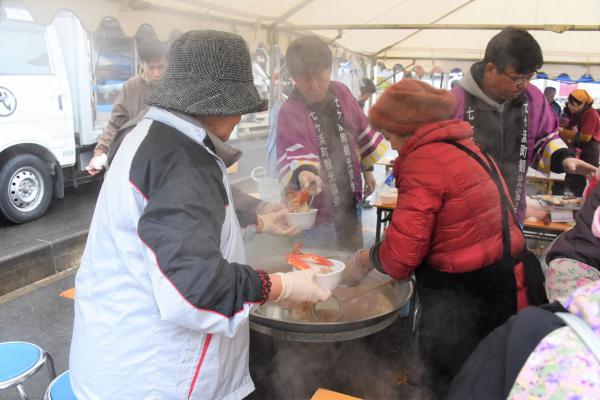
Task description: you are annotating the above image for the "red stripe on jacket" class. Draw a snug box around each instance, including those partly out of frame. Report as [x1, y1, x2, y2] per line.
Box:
[188, 334, 213, 399]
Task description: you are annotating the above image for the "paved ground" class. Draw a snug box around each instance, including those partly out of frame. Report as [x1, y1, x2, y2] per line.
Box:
[0, 136, 404, 399]
[0, 182, 100, 257]
[0, 270, 76, 400]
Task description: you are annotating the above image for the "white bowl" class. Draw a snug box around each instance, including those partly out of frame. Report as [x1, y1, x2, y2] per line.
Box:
[379, 191, 397, 206]
[285, 208, 317, 230]
[313, 259, 346, 290]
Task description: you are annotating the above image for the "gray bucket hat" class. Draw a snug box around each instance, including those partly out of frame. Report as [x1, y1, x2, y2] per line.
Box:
[146, 30, 268, 116]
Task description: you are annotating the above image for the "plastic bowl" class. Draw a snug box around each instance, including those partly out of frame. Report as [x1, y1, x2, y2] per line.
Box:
[313, 259, 346, 291]
[285, 209, 318, 230]
[378, 191, 397, 206]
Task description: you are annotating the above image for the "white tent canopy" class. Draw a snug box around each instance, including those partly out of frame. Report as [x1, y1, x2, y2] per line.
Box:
[6, 0, 600, 78]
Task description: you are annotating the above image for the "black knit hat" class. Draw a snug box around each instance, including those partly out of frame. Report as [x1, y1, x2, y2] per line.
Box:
[146, 30, 268, 116]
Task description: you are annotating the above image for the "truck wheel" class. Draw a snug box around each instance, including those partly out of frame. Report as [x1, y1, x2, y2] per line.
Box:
[0, 154, 53, 224]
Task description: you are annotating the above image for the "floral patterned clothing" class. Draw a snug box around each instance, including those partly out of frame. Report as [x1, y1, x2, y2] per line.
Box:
[508, 327, 600, 399]
[508, 281, 600, 399]
[545, 257, 600, 303]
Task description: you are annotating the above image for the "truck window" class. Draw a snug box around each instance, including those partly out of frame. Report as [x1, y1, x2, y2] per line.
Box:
[0, 21, 50, 75]
[92, 18, 135, 120]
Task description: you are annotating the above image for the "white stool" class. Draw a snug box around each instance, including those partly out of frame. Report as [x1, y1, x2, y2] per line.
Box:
[0, 341, 56, 400]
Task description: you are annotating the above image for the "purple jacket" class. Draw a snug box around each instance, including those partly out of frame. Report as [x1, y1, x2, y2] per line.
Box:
[276, 81, 387, 226]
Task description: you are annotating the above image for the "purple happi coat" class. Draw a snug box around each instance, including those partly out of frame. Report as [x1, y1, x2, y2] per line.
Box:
[452, 73, 564, 222]
[276, 81, 388, 227]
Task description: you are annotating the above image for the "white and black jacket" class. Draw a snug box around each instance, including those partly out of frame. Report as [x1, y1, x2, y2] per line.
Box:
[70, 107, 267, 399]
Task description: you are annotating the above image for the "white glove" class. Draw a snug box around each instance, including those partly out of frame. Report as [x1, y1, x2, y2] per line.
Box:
[274, 268, 331, 303]
[298, 171, 323, 195]
[86, 153, 107, 175]
[255, 202, 287, 214]
[257, 208, 302, 236]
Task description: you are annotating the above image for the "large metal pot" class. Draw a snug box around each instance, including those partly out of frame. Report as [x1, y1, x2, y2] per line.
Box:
[248, 248, 415, 342]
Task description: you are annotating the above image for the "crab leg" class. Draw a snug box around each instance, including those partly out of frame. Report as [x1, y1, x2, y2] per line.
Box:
[287, 254, 312, 270]
[300, 254, 334, 266]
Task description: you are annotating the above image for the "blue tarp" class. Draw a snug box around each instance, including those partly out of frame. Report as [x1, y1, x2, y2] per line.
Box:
[555, 73, 573, 82]
[577, 73, 595, 83]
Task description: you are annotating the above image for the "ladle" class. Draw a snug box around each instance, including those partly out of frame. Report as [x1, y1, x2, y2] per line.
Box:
[311, 279, 397, 322]
[307, 181, 317, 208]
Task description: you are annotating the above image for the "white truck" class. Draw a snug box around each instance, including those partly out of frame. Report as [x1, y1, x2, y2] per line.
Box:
[0, 10, 112, 223]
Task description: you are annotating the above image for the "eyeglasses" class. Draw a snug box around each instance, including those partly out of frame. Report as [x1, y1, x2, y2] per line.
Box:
[499, 69, 537, 85]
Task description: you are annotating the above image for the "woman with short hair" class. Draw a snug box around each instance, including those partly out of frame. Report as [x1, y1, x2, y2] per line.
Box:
[276, 36, 389, 250]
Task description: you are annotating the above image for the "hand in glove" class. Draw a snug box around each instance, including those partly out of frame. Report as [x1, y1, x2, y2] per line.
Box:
[343, 249, 373, 286]
[86, 153, 108, 176]
[256, 202, 287, 215]
[272, 268, 331, 304]
[298, 171, 323, 195]
[257, 208, 301, 236]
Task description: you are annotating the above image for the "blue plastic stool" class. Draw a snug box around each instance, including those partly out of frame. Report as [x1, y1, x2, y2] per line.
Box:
[44, 371, 76, 400]
[0, 341, 56, 400]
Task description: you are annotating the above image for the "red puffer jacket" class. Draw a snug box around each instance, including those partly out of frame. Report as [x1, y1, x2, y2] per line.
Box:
[378, 120, 529, 309]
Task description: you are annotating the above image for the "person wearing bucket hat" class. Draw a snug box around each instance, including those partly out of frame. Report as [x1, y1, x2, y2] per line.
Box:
[69, 30, 331, 400]
[451, 28, 597, 223]
[556, 89, 600, 196]
[344, 79, 548, 398]
[276, 36, 389, 251]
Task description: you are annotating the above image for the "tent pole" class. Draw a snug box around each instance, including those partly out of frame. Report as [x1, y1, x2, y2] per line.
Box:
[286, 23, 600, 32]
[378, 56, 600, 66]
[267, 26, 279, 131]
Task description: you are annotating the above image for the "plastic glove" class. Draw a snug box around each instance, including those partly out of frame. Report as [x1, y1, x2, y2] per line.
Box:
[86, 153, 107, 176]
[363, 171, 376, 197]
[257, 208, 302, 236]
[274, 268, 331, 303]
[343, 249, 373, 287]
[255, 202, 287, 215]
[298, 171, 323, 195]
[562, 157, 597, 179]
